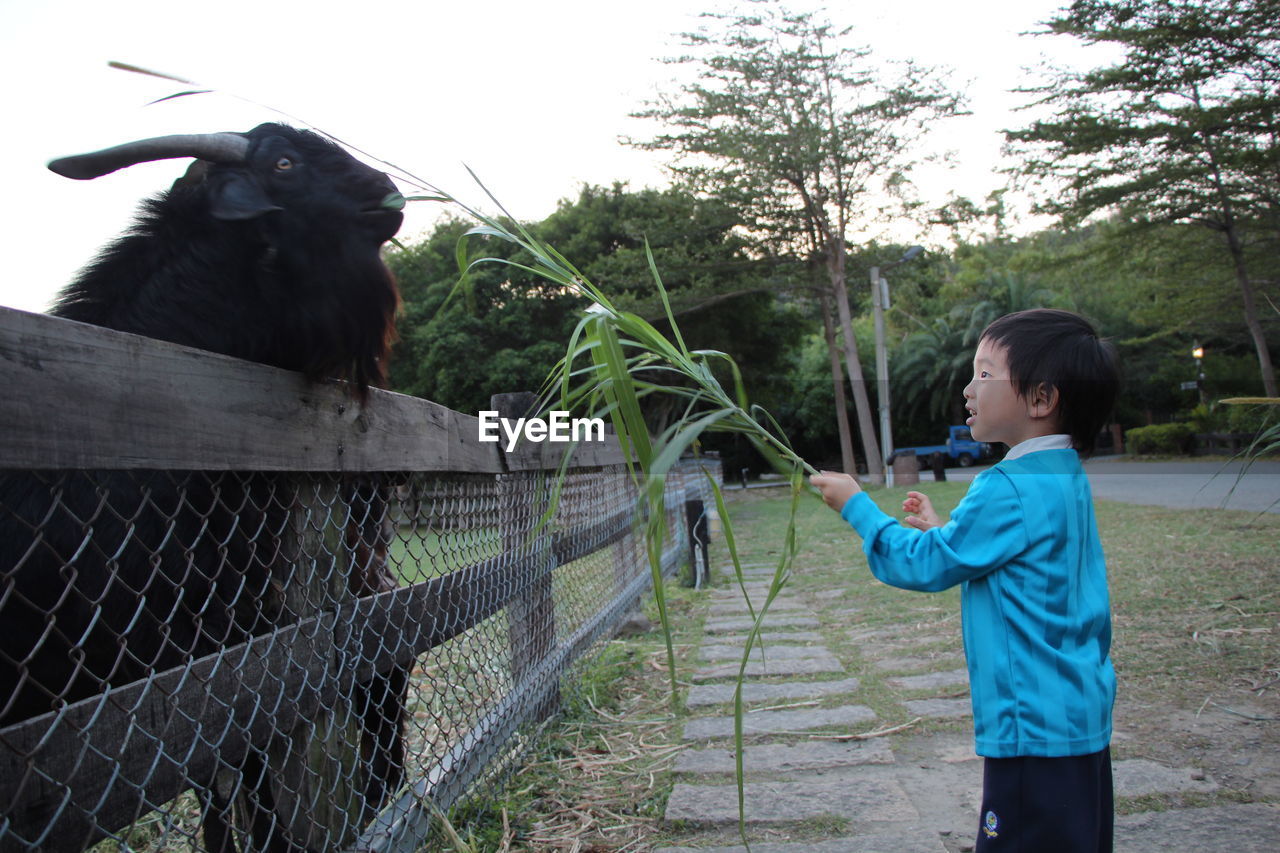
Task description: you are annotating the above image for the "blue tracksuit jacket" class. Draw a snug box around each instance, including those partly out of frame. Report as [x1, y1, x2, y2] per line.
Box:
[840, 448, 1115, 758]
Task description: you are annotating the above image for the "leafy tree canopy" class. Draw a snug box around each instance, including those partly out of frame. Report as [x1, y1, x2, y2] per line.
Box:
[1009, 0, 1280, 226]
[385, 184, 807, 420]
[1006, 0, 1279, 393]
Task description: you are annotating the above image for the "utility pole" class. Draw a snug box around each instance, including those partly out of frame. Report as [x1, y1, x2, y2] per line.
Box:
[871, 246, 924, 487]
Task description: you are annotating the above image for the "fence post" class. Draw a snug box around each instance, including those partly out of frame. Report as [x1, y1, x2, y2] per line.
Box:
[491, 392, 560, 724]
[607, 458, 648, 629]
[684, 495, 709, 587]
[267, 476, 367, 849]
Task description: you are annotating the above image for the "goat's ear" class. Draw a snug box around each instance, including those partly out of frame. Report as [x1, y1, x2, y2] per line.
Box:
[207, 172, 282, 221]
[172, 160, 212, 191]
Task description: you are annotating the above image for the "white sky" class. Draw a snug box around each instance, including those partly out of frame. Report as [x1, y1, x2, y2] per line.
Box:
[0, 0, 1112, 313]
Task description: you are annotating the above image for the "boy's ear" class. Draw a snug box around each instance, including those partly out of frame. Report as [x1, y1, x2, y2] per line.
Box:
[1028, 382, 1060, 421]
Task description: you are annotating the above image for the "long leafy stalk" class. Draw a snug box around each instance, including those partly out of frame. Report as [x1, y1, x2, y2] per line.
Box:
[333, 140, 815, 848]
[419, 166, 815, 846]
[443, 188, 818, 850]
[269, 127, 807, 835]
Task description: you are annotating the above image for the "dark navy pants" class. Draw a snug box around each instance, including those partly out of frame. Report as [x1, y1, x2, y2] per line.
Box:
[975, 747, 1113, 852]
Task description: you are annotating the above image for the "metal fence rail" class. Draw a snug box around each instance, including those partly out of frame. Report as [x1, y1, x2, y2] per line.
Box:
[0, 306, 720, 852]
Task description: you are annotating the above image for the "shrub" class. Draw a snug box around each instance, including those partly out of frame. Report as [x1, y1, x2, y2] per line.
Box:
[1186, 403, 1227, 433]
[1225, 402, 1275, 436]
[1126, 422, 1195, 455]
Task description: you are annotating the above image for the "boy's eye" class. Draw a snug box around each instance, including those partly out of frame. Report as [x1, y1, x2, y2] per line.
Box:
[979, 371, 990, 379]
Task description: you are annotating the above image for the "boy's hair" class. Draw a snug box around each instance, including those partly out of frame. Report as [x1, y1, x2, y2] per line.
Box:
[980, 309, 1120, 455]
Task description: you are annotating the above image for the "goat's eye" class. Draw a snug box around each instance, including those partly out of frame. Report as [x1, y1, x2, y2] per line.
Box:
[275, 157, 293, 171]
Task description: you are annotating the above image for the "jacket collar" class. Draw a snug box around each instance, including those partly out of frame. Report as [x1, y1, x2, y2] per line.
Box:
[1004, 433, 1073, 461]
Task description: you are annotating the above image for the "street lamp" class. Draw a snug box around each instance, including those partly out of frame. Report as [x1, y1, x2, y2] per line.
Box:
[870, 245, 924, 487]
[1192, 345, 1206, 405]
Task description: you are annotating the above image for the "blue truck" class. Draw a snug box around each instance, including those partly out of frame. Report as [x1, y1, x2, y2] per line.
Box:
[892, 425, 993, 468]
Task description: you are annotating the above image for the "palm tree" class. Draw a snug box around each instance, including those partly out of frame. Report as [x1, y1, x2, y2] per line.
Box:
[959, 272, 1061, 345]
[893, 273, 1061, 428]
[893, 314, 972, 426]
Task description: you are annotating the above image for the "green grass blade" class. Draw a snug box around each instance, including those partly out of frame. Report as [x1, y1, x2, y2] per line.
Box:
[645, 239, 690, 357]
[590, 314, 654, 467]
[421, 168, 824, 848]
[703, 468, 754, 621]
[732, 465, 803, 847]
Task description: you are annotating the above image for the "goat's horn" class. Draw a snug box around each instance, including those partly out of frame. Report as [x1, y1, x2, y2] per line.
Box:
[48, 132, 250, 180]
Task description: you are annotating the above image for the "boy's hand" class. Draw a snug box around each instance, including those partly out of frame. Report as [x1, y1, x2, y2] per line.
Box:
[902, 490, 941, 531]
[810, 471, 862, 512]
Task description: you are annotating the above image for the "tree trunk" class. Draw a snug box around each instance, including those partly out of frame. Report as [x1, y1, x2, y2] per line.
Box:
[1223, 233, 1278, 397]
[1199, 119, 1278, 397]
[819, 289, 858, 476]
[828, 237, 884, 484]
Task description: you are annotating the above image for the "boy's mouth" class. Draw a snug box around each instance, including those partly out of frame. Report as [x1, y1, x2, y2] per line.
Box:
[965, 406, 976, 426]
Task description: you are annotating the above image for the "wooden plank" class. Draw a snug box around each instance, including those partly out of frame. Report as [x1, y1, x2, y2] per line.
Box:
[334, 553, 529, 687]
[490, 394, 558, 724]
[550, 507, 635, 568]
[353, 537, 666, 853]
[0, 560, 513, 849]
[336, 509, 634, 694]
[0, 616, 335, 852]
[503, 435, 630, 471]
[0, 306, 628, 472]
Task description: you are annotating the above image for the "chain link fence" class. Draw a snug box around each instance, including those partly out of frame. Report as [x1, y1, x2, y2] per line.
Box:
[0, 307, 720, 852]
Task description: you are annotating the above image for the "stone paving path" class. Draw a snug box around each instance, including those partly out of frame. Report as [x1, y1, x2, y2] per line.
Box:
[653, 563, 1280, 853]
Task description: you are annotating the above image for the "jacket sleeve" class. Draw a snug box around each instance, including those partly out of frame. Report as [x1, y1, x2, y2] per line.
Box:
[839, 470, 1028, 592]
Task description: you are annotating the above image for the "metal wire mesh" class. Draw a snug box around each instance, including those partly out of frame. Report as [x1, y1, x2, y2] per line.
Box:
[0, 457, 720, 852]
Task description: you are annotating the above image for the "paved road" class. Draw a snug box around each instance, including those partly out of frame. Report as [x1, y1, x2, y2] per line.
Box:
[918, 456, 1280, 514]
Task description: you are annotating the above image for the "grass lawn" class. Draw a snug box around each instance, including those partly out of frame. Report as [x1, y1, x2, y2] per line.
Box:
[389, 525, 503, 584]
[476, 479, 1278, 850]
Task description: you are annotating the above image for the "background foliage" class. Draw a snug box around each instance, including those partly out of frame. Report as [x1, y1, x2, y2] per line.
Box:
[385, 0, 1279, 472]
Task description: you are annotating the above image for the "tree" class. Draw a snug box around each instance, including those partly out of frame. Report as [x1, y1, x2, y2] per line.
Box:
[538, 184, 809, 441]
[1006, 218, 1277, 413]
[386, 185, 807, 435]
[890, 269, 1060, 438]
[956, 272, 1062, 343]
[387, 217, 585, 413]
[892, 313, 972, 435]
[536, 183, 781, 323]
[1006, 0, 1280, 395]
[631, 0, 963, 482]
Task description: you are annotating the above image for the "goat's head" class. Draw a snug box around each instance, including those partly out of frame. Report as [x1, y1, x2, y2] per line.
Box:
[48, 124, 405, 396]
[50, 122, 405, 245]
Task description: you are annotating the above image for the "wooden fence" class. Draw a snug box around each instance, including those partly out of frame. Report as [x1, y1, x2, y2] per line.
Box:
[0, 306, 718, 852]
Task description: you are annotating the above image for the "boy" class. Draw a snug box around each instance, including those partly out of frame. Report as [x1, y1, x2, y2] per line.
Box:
[811, 309, 1120, 852]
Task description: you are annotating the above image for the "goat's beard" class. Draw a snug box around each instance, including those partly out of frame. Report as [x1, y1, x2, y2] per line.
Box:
[267, 238, 400, 402]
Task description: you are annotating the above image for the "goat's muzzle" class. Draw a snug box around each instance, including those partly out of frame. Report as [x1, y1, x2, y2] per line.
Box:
[360, 191, 406, 241]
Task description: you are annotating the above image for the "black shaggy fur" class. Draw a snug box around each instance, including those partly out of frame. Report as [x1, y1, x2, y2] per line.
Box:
[0, 124, 408, 852]
[52, 123, 401, 392]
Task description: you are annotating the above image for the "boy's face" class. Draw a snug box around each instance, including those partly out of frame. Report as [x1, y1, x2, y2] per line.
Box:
[962, 338, 1059, 447]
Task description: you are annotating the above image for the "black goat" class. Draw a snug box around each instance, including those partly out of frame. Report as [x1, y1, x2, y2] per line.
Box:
[0, 124, 409, 852]
[50, 123, 402, 393]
